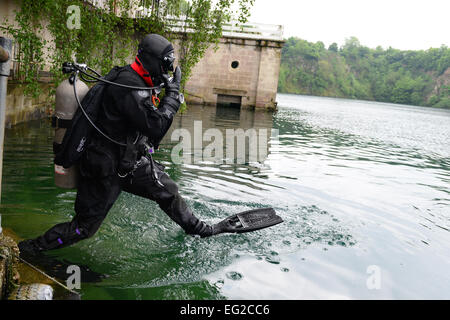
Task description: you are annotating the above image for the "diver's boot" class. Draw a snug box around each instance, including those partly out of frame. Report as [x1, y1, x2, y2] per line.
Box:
[18, 239, 104, 283]
[211, 208, 283, 235]
[196, 224, 214, 238]
[18, 239, 44, 257]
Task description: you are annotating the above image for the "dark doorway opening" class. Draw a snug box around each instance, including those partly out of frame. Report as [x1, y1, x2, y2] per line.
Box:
[217, 94, 242, 109]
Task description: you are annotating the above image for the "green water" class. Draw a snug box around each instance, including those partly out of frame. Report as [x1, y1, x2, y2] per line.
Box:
[1, 94, 450, 299]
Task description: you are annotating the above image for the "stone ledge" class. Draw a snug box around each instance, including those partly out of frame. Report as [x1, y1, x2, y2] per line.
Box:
[213, 88, 248, 96]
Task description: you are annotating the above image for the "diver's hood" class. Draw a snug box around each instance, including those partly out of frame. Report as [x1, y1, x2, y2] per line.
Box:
[137, 34, 174, 85]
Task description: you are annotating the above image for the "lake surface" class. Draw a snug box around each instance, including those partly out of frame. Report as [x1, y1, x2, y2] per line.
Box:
[1, 94, 449, 299]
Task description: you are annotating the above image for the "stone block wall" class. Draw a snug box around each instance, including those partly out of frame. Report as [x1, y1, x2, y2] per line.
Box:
[176, 37, 284, 109]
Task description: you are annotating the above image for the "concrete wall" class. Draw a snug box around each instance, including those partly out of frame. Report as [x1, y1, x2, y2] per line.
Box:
[1, 0, 55, 72]
[179, 37, 283, 109]
[5, 83, 52, 128]
[1, 0, 54, 127]
[0, 0, 19, 31]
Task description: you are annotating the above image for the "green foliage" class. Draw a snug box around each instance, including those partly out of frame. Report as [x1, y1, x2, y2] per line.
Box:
[4, 0, 254, 98]
[279, 37, 450, 108]
[328, 42, 338, 52]
[4, 0, 47, 96]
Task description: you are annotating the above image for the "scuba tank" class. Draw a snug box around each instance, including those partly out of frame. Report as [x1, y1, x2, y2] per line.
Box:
[53, 78, 89, 189]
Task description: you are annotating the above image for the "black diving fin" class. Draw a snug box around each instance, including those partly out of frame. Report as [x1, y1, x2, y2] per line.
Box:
[212, 207, 283, 235]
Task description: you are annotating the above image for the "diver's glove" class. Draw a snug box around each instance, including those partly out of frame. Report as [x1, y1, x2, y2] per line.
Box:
[161, 66, 183, 111]
[162, 66, 181, 94]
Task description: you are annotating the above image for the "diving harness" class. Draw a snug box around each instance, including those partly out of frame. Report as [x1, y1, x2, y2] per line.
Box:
[54, 62, 165, 188]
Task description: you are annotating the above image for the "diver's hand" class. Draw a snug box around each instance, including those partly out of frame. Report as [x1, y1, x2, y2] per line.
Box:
[162, 66, 181, 94]
[160, 66, 183, 115]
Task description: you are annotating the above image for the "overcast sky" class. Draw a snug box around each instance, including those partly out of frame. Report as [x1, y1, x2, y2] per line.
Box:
[249, 0, 449, 50]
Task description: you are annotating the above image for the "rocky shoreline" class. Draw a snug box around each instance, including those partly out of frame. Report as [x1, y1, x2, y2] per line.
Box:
[0, 228, 79, 300]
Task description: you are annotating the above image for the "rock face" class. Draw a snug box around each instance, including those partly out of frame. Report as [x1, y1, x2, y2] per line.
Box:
[0, 233, 20, 299]
[433, 67, 450, 95]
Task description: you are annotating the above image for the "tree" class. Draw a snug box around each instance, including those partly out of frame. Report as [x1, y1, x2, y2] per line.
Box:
[278, 37, 450, 108]
[328, 42, 338, 52]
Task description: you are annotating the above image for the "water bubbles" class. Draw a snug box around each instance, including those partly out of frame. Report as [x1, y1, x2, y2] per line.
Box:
[265, 251, 280, 264]
[214, 279, 225, 288]
[226, 271, 243, 281]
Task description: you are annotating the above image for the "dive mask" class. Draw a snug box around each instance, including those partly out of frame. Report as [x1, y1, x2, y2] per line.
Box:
[162, 51, 175, 73]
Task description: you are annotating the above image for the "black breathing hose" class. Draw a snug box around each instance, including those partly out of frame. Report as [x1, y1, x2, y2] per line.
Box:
[69, 62, 163, 91]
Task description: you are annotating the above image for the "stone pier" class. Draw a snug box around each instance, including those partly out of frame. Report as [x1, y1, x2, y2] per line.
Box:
[178, 23, 285, 109]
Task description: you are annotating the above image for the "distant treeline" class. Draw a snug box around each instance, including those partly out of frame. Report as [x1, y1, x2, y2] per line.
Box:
[278, 37, 450, 108]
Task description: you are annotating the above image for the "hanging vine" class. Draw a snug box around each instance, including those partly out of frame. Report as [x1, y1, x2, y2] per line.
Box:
[3, 0, 255, 99]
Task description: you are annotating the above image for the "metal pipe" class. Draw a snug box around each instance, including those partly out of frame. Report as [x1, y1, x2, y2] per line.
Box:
[0, 37, 13, 205]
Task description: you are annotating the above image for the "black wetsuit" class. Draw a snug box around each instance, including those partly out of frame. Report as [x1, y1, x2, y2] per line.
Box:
[35, 65, 213, 251]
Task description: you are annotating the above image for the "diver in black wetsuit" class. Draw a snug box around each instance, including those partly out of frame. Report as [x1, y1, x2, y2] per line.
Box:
[19, 34, 214, 254]
[18, 34, 282, 255]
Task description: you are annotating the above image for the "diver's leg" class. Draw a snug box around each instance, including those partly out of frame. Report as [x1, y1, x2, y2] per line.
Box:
[122, 158, 213, 237]
[22, 174, 122, 252]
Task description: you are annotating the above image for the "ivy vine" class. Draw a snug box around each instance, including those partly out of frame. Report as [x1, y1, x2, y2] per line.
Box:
[3, 0, 255, 100]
